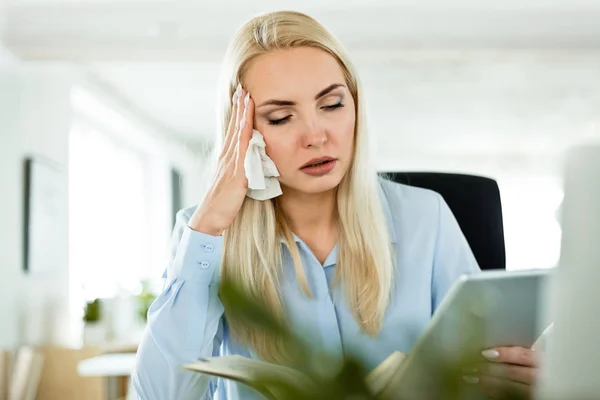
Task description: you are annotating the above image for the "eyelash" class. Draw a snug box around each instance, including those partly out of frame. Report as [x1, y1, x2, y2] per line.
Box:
[267, 103, 345, 126]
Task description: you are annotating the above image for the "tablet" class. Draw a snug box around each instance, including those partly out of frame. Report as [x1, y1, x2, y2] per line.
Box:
[384, 269, 551, 399]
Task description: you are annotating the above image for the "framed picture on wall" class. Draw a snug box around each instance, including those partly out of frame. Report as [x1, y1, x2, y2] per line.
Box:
[23, 156, 66, 274]
[171, 167, 183, 228]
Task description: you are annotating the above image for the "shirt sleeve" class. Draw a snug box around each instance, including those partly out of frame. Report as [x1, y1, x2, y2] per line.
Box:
[431, 194, 481, 312]
[132, 209, 225, 400]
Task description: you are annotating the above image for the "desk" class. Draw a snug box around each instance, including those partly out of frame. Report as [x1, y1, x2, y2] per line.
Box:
[78, 353, 137, 400]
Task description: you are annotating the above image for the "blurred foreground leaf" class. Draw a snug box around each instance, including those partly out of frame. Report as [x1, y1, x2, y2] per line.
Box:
[211, 281, 533, 400]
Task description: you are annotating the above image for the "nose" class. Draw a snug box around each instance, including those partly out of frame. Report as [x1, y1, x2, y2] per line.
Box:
[301, 121, 327, 148]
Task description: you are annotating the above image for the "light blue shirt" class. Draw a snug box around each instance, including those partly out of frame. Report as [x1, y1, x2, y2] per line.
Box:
[132, 178, 480, 399]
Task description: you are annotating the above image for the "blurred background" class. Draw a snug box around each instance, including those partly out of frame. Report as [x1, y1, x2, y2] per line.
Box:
[1, 0, 598, 398]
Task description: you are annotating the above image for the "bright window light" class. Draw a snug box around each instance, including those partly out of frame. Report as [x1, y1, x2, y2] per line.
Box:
[68, 87, 173, 321]
[498, 176, 563, 270]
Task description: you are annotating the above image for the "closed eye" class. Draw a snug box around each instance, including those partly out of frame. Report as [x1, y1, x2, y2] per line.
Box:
[267, 103, 344, 126]
[322, 103, 344, 111]
[268, 115, 291, 126]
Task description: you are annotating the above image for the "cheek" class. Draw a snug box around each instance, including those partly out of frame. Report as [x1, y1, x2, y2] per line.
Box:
[329, 112, 356, 151]
[254, 119, 289, 165]
[262, 135, 294, 166]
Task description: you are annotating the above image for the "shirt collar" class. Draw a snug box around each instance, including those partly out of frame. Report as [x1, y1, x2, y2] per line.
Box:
[279, 232, 303, 244]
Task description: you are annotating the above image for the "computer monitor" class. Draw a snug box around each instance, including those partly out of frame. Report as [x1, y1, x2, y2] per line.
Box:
[535, 143, 600, 399]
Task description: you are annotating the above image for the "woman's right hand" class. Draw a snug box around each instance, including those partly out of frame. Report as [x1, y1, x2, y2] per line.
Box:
[189, 85, 254, 236]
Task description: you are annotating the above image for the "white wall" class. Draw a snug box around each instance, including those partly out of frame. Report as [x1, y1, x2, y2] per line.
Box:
[0, 45, 16, 65]
[0, 65, 75, 348]
[0, 1, 17, 65]
[357, 50, 600, 178]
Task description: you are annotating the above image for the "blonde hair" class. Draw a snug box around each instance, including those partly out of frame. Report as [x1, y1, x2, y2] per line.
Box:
[210, 10, 394, 364]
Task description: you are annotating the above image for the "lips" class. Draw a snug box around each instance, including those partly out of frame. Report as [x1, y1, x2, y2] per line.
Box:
[299, 157, 337, 177]
[301, 157, 336, 169]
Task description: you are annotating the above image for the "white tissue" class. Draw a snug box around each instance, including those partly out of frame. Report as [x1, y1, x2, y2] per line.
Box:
[244, 129, 282, 201]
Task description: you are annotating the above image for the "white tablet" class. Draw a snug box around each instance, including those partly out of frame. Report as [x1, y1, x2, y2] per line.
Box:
[385, 269, 552, 399]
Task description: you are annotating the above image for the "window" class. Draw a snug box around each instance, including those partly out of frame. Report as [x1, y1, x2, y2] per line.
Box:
[498, 176, 563, 271]
[68, 87, 172, 316]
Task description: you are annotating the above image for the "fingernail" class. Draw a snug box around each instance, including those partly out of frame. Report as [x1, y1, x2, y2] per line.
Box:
[244, 92, 250, 106]
[232, 84, 241, 103]
[235, 83, 242, 97]
[482, 349, 500, 359]
[463, 376, 479, 384]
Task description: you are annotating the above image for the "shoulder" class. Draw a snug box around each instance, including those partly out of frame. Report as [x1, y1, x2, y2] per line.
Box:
[377, 176, 449, 249]
[378, 176, 445, 222]
[378, 177, 480, 307]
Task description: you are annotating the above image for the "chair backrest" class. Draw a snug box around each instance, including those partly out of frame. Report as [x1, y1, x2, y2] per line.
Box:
[381, 172, 506, 270]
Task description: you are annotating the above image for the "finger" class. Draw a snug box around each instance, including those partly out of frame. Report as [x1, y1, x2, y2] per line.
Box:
[226, 85, 245, 158]
[482, 347, 538, 367]
[477, 375, 531, 400]
[236, 92, 254, 164]
[481, 362, 537, 385]
[233, 91, 252, 169]
[231, 88, 246, 161]
[222, 85, 241, 158]
[234, 87, 246, 135]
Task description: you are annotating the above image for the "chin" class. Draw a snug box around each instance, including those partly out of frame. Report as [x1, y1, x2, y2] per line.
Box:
[282, 172, 345, 195]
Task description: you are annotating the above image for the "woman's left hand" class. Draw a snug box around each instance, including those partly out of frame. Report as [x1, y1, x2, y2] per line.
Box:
[465, 346, 539, 399]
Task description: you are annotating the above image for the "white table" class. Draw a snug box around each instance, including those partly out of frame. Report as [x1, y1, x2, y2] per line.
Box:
[78, 353, 137, 400]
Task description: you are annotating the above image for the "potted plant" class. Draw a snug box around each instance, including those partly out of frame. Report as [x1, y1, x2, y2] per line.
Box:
[83, 298, 106, 345]
[136, 279, 156, 324]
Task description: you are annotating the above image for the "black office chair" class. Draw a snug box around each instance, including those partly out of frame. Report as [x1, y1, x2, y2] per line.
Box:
[380, 172, 506, 271]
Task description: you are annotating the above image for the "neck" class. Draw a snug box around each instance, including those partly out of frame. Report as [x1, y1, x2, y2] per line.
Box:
[277, 187, 338, 237]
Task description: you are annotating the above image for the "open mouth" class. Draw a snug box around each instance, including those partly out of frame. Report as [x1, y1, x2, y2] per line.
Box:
[303, 160, 332, 168]
[300, 158, 337, 176]
[301, 157, 336, 169]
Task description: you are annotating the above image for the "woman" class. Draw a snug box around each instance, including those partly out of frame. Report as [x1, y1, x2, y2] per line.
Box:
[132, 10, 538, 400]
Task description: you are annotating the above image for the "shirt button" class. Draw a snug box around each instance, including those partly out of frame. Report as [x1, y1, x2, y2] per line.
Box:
[205, 244, 214, 253]
[199, 261, 210, 269]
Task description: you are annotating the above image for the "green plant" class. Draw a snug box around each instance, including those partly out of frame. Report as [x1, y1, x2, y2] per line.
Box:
[137, 279, 157, 323]
[218, 281, 530, 400]
[83, 298, 102, 323]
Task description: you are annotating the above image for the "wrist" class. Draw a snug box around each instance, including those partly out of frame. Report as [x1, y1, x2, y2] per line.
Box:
[188, 212, 225, 236]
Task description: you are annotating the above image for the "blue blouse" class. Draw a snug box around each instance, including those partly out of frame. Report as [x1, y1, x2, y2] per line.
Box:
[132, 178, 481, 399]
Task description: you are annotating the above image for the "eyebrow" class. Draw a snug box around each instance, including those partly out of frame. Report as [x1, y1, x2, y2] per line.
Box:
[257, 83, 346, 108]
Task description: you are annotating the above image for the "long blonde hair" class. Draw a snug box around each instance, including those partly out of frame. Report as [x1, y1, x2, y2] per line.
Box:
[210, 10, 394, 364]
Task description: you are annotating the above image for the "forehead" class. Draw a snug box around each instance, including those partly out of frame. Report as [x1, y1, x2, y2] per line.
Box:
[243, 47, 346, 100]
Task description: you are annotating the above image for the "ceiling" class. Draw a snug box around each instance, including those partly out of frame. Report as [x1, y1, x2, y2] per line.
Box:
[6, 0, 600, 60]
[3, 0, 600, 170]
